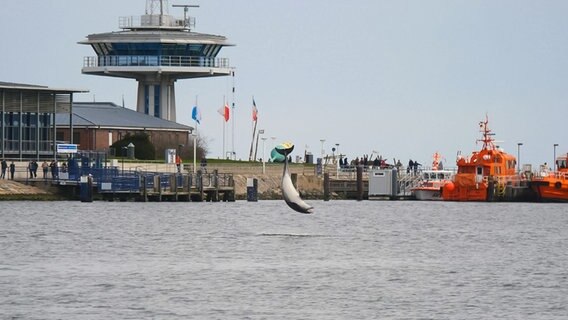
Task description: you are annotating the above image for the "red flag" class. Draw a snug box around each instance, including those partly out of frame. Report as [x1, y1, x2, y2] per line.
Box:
[218, 104, 230, 122]
[252, 98, 258, 122]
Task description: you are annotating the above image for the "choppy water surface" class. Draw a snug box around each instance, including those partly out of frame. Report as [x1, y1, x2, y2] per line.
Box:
[1, 201, 567, 319]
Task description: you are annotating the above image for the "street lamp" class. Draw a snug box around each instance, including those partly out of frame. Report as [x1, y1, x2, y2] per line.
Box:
[554, 143, 559, 171]
[192, 133, 198, 174]
[517, 142, 523, 173]
[262, 137, 267, 174]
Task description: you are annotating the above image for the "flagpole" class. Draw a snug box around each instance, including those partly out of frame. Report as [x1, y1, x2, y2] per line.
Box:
[222, 96, 226, 159]
[251, 121, 258, 161]
[231, 71, 235, 160]
[193, 95, 198, 174]
[253, 126, 260, 161]
[248, 96, 256, 161]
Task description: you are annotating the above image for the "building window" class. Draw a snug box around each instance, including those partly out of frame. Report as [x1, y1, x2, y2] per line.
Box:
[73, 132, 80, 144]
[154, 85, 160, 118]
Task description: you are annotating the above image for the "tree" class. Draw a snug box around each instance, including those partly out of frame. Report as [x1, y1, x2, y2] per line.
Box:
[189, 134, 209, 160]
[111, 133, 156, 160]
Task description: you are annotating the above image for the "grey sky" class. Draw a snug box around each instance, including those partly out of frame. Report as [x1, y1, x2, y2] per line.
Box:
[1, 0, 567, 167]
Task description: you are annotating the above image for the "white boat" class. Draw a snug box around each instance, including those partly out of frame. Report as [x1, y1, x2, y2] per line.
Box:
[411, 170, 454, 200]
[411, 152, 453, 200]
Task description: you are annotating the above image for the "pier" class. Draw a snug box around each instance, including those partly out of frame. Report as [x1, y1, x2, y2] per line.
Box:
[67, 168, 235, 202]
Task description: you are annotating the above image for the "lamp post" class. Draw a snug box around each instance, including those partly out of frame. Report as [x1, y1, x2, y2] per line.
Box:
[320, 139, 325, 158]
[192, 133, 198, 174]
[517, 142, 523, 173]
[262, 137, 267, 174]
[554, 143, 559, 171]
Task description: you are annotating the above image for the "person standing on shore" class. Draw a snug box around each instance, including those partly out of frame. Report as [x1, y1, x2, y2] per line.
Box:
[32, 160, 38, 178]
[175, 155, 182, 173]
[42, 161, 49, 179]
[1, 159, 7, 179]
[9, 161, 15, 180]
[28, 161, 34, 179]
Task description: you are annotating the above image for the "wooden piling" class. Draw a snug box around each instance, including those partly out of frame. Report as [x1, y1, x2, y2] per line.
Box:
[356, 166, 363, 201]
[323, 173, 330, 201]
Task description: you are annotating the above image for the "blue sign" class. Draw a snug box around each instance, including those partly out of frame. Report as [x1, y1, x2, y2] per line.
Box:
[57, 144, 78, 153]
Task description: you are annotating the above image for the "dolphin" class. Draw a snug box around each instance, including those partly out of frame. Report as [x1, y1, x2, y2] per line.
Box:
[278, 143, 314, 214]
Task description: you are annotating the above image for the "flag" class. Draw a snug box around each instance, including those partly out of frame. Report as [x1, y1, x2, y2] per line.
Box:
[218, 103, 230, 122]
[191, 106, 201, 124]
[252, 98, 258, 122]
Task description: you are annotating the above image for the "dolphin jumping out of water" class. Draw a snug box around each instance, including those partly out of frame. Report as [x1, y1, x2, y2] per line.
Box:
[277, 142, 314, 214]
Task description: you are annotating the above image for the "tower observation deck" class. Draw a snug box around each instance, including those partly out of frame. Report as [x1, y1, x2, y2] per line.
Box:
[80, 0, 234, 122]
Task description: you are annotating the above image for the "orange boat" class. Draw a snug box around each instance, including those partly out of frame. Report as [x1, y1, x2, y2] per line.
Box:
[442, 117, 522, 201]
[531, 153, 568, 202]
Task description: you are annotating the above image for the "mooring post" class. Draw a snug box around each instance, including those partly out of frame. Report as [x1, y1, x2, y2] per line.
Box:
[213, 169, 219, 202]
[356, 165, 363, 201]
[197, 170, 204, 201]
[323, 173, 330, 201]
[247, 177, 258, 202]
[142, 175, 148, 202]
[79, 175, 93, 202]
[157, 175, 162, 202]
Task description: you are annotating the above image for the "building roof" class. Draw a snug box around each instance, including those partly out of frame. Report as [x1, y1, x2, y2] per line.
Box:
[0, 81, 88, 93]
[55, 102, 193, 132]
[80, 30, 235, 46]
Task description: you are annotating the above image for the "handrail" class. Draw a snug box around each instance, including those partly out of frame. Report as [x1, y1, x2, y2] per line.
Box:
[83, 55, 230, 69]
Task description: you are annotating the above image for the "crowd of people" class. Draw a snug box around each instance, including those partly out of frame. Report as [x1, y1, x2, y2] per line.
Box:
[335, 154, 423, 175]
[0, 159, 62, 180]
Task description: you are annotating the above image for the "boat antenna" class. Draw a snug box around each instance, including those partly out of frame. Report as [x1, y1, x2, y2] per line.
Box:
[477, 115, 496, 151]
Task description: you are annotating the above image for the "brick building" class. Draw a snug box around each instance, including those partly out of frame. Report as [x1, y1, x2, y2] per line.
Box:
[55, 102, 193, 159]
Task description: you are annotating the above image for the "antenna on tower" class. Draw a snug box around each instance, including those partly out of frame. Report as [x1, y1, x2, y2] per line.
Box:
[146, 0, 170, 16]
[172, 4, 199, 29]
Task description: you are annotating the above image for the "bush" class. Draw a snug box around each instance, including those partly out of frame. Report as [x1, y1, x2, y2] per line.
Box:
[111, 133, 156, 160]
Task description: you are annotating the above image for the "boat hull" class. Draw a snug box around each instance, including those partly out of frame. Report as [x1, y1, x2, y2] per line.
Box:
[441, 173, 489, 201]
[531, 180, 568, 202]
[413, 188, 443, 201]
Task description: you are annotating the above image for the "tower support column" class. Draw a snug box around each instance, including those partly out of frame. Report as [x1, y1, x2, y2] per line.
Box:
[136, 76, 177, 122]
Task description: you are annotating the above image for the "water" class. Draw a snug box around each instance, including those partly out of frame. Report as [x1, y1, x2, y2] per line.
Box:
[1, 201, 567, 319]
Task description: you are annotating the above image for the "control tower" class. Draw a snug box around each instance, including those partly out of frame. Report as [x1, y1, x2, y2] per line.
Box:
[80, 0, 234, 122]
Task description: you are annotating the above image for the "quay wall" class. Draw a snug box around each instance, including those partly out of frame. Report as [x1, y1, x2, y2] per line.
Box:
[0, 161, 330, 199]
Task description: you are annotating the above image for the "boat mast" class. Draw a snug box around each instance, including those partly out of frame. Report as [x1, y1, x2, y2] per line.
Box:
[478, 116, 496, 151]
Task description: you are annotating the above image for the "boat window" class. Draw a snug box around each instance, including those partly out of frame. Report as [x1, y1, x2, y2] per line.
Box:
[476, 167, 483, 175]
[559, 160, 567, 169]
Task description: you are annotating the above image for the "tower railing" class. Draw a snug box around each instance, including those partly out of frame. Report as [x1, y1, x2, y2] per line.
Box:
[119, 15, 196, 30]
[83, 55, 230, 69]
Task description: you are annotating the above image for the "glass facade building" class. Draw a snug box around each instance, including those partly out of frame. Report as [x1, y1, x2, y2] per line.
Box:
[0, 82, 84, 160]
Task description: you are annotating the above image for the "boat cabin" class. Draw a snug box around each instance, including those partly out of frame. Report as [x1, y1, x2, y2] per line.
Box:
[422, 170, 453, 181]
[556, 154, 567, 171]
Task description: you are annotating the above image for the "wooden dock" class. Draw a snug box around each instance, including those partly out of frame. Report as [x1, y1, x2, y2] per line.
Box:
[54, 169, 235, 202]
